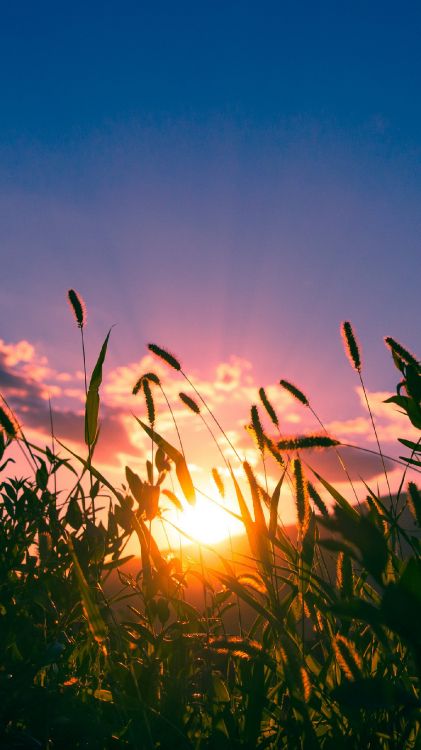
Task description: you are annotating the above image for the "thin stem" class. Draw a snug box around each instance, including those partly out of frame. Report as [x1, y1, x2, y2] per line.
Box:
[358, 372, 393, 511]
[80, 327, 95, 521]
[181, 371, 243, 463]
[308, 404, 361, 508]
[48, 397, 58, 503]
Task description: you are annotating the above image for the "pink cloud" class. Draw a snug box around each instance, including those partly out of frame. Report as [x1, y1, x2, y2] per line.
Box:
[0, 337, 418, 517]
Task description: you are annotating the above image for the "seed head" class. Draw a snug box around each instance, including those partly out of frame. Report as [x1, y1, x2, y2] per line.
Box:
[250, 405, 265, 452]
[212, 468, 225, 498]
[0, 404, 18, 439]
[148, 344, 181, 371]
[258, 387, 279, 426]
[277, 434, 339, 451]
[384, 337, 420, 372]
[293, 458, 310, 536]
[341, 321, 361, 372]
[67, 289, 86, 329]
[179, 392, 200, 414]
[279, 379, 309, 406]
[142, 378, 155, 425]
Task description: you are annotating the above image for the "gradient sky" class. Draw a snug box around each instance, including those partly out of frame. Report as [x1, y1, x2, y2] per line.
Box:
[1, 3, 420, 520]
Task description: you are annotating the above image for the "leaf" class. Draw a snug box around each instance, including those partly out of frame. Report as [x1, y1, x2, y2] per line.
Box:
[381, 558, 421, 646]
[384, 395, 421, 429]
[67, 534, 108, 648]
[55, 437, 122, 502]
[398, 437, 421, 453]
[135, 419, 196, 505]
[320, 506, 388, 583]
[85, 329, 111, 445]
[269, 470, 286, 537]
[141, 483, 160, 520]
[307, 466, 359, 519]
[211, 674, 230, 703]
[35, 458, 48, 491]
[213, 570, 278, 628]
[125, 466, 143, 503]
[66, 495, 83, 530]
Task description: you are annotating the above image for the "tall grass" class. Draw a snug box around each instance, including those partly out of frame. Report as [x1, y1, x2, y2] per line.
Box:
[0, 294, 420, 749]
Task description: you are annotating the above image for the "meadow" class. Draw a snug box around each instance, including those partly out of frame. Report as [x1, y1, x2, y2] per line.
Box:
[0, 291, 420, 749]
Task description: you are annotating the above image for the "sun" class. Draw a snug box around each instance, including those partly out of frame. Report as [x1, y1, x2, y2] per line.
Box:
[169, 486, 244, 546]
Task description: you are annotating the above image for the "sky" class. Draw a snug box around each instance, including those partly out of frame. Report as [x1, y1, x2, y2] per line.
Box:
[0, 2, 420, 543]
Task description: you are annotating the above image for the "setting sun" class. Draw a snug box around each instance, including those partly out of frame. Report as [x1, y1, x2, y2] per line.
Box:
[166, 487, 244, 546]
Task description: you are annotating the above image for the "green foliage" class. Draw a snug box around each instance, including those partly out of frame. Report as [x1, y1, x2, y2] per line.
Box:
[0, 306, 420, 749]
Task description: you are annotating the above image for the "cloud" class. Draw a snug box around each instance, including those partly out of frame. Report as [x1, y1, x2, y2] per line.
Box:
[0, 338, 416, 495]
[326, 387, 420, 446]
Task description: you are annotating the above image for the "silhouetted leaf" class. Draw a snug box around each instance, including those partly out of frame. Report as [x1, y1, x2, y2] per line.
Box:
[135, 419, 196, 505]
[85, 329, 111, 445]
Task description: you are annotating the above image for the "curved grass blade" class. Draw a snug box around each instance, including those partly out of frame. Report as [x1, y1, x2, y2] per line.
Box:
[134, 418, 196, 505]
[85, 329, 111, 446]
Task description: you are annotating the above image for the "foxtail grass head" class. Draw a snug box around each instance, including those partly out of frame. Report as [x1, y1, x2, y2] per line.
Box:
[67, 289, 86, 329]
[277, 434, 339, 451]
[212, 467, 225, 498]
[142, 378, 155, 426]
[279, 379, 309, 406]
[307, 481, 328, 516]
[341, 321, 361, 372]
[258, 387, 279, 427]
[250, 405, 265, 452]
[384, 337, 420, 372]
[0, 404, 18, 439]
[293, 458, 310, 536]
[132, 372, 161, 396]
[179, 392, 200, 414]
[148, 344, 181, 371]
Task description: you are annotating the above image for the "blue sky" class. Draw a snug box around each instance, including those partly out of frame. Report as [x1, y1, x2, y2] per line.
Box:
[1, 1, 420, 425]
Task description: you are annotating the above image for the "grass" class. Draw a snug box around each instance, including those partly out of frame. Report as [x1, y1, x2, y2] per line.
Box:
[0, 295, 420, 749]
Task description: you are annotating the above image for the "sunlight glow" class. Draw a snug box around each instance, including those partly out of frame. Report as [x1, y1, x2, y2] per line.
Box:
[172, 488, 244, 546]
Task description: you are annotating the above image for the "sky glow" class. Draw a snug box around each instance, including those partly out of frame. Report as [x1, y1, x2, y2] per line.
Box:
[0, 3, 420, 547]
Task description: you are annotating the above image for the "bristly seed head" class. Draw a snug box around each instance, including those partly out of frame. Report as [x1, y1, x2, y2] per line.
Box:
[258, 387, 279, 427]
[0, 404, 18, 439]
[341, 321, 361, 372]
[142, 372, 161, 385]
[293, 458, 310, 536]
[132, 372, 161, 396]
[212, 468, 225, 498]
[148, 344, 181, 371]
[264, 437, 284, 466]
[333, 635, 362, 680]
[407, 482, 421, 527]
[132, 378, 143, 396]
[250, 405, 265, 452]
[384, 337, 420, 372]
[67, 289, 86, 329]
[307, 481, 328, 516]
[277, 434, 339, 451]
[279, 379, 309, 406]
[142, 378, 155, 425]
[179, 392, 200, 414]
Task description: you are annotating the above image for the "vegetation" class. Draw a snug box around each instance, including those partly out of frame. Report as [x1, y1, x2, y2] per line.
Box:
[0, 292, 420, 749]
